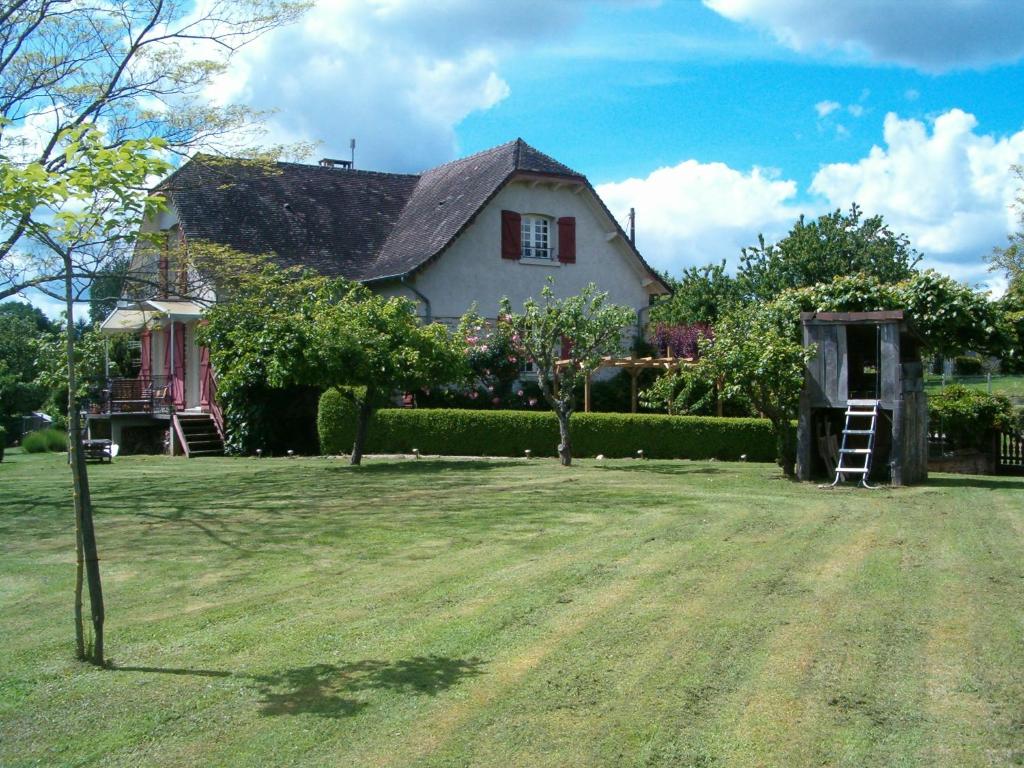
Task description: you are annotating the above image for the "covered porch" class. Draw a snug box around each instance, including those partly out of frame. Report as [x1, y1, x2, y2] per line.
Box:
[91, 300, 223, 455]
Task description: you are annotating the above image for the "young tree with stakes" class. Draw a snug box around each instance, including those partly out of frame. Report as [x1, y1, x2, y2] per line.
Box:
[499, 280, 636, 467]
[0, 0, 308, 665]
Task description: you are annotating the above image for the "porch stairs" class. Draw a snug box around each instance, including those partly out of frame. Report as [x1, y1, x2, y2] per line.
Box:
[173, 413, 224, 457]
[830, 399, 880, 489]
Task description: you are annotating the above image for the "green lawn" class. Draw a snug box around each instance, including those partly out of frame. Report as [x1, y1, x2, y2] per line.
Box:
[1, 451, 1023, 768]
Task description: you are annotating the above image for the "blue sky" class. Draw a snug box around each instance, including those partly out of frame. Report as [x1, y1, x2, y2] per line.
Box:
[212, 0, 1023, 290]
[14, 0, 1024, 319]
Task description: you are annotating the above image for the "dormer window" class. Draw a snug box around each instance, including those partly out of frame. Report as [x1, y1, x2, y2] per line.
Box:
[521, 215, 551, 259]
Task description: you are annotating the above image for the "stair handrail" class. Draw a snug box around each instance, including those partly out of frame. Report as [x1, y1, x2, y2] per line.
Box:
[171, 409, 191, 458]
[207, 368, 226, 444]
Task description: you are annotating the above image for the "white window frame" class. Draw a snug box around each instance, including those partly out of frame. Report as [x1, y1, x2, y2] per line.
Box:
[520, 214, 553, 260]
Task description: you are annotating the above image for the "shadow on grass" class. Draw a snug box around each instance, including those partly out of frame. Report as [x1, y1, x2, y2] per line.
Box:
[253, 655, 484, 717]
[134, 511, 257, 553]
[340, 459, 517, 474]
[924, 476, 1024, 490]
[594, 463, 729, 477]
[111, 654, 485, 719]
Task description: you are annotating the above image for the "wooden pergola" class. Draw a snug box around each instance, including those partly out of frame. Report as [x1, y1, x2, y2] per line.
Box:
[556, 354, 697, 413]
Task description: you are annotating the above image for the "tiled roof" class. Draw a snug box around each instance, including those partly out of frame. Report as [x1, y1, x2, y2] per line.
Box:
[161, 159, 418, 279]
[160, 139, 662, 288]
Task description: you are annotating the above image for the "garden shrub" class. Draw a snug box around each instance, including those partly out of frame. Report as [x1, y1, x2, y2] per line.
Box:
[318, 390, 775, 461]
[929, 384, 1013, 452]
[0, 424, 5, 462]
[953, 355, 984, 375]
[22, 428, 66, 453]
[317, 387, 362, 455]
[222, 384, 322, 455]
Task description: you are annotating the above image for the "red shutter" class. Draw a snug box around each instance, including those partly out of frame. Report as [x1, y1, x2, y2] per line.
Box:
[501, 210, 521, 260]
[557, 216, 576, 263]
[560, 336, 573, 360]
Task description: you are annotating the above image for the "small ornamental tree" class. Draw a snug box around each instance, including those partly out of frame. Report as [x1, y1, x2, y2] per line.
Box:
[499, 280, 636, 466]
[698, 303, 814, 477]
[456, 307, 522, 405]
[200, 263, 465, 465]
[306, 285, 466, 465]
[193, 261, 327, 453]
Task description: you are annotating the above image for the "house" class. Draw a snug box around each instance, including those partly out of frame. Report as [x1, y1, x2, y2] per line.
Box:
[93, 138, 670, 454]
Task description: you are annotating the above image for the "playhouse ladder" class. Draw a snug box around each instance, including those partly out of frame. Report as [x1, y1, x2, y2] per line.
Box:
[831, 399, 880, 489]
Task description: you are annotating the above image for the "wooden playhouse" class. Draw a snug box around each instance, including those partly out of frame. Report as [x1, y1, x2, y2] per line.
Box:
[796, 310, 929, 486]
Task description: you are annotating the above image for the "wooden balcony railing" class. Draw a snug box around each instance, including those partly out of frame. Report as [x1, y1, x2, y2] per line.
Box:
[94, 376, 172, 415]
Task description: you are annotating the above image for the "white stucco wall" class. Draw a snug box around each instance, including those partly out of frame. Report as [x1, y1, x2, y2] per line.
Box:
[374, 180, 658, 326]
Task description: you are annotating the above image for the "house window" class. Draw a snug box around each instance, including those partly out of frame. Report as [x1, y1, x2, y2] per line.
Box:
[521, 215, 552, 259]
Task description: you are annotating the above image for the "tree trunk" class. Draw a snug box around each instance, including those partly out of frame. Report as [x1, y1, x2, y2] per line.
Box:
[556, 408, 572, 467]
[74, 530, 84, 659]
[350, 385, 375, 466]
[65, 264, 105, 665]
[774, 418, 797, 478]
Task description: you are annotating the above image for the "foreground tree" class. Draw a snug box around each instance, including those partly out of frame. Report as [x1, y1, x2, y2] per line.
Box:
[1, 0, 308, 665]
[1, 132, 169, 664]
[738, 204, 920, 302]
[499, 280, 635, 466]
[1, 0, 309, 299]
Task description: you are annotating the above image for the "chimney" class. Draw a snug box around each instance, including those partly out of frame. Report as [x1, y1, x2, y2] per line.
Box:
[319, 158, 352, 170]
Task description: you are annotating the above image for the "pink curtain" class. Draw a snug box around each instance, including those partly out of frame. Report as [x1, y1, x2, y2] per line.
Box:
[199, 344, 211, 409]
[172, 322, 186, 408]
[139, 330, 151, 381]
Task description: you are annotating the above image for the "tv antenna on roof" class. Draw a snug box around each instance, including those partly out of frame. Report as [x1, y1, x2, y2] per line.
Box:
[350, 138, 356, 169]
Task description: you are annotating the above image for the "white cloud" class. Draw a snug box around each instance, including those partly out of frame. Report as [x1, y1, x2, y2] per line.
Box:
[704, 0, 1024, 72]
[815, 100, 841, 118]
[847, 104, 864, 118]
[597, 161, 800, 272]
[810, 109, 1024, 285]
[207, 0, 598, 171]
[597, 108, 1024, 291]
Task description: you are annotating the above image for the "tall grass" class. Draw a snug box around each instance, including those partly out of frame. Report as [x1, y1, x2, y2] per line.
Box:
[21, 428, 67, 453]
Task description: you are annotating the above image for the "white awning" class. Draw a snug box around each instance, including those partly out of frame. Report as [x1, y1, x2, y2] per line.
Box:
[99, 308, 150, 334]
[98, 300, 206, 335]
[145, 300, 206, 319]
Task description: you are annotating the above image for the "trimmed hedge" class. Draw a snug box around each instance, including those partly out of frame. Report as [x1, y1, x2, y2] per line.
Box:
[318, 389, 775, 461]
[953, 355, 985, 375]
[929, 383, 1013, 451]
[21, 428, 66, 453]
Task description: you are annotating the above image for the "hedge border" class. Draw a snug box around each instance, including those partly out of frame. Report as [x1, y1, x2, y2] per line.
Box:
[318, 389, 775, 462]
